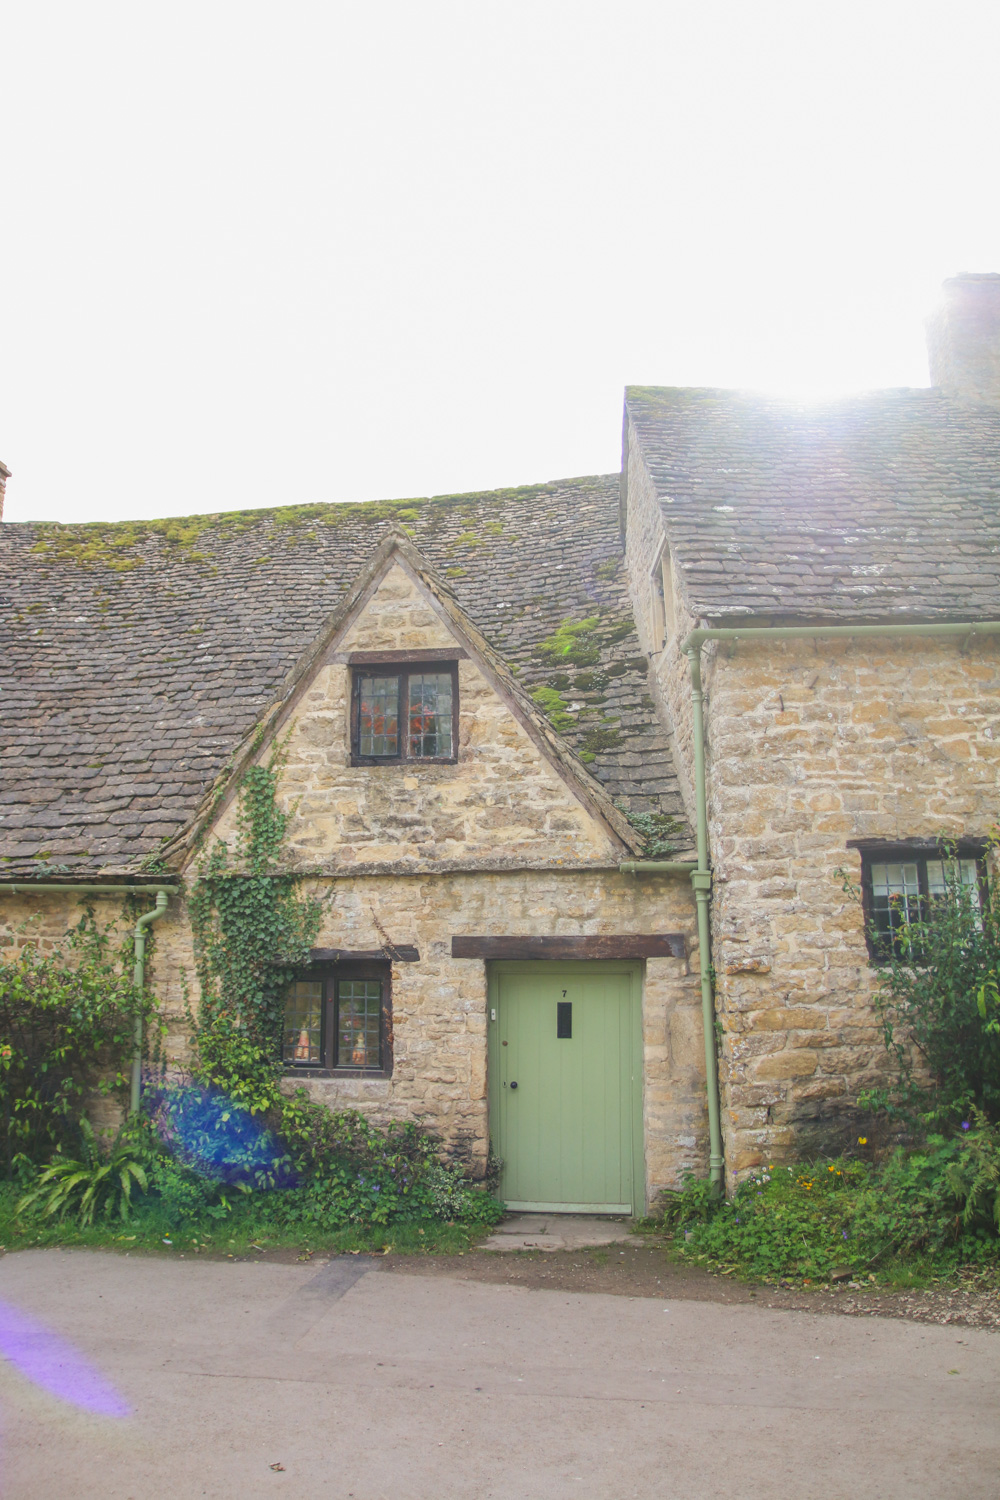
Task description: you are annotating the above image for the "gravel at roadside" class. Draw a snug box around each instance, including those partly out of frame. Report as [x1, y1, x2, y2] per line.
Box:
[392, 1237, 1000, 1329]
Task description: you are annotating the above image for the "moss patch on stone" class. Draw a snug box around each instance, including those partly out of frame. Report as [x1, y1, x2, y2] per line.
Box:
[529, 685, 577, 734]
[25, 478, 618, 572]
[580, 721, 624, 758]
[536, 616, 602, 668]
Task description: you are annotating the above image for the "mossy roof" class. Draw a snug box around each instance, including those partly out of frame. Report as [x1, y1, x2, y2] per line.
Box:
[0, 476, 688, 874]
[626, 386, 1000, 622]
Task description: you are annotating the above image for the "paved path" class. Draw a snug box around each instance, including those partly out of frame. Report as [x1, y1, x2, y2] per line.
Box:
[479, 1212, 634, 1251]
[0, 1248, 998, 1499]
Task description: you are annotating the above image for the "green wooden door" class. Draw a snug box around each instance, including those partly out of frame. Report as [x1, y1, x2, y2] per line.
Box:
[488, 963, 643, 1214]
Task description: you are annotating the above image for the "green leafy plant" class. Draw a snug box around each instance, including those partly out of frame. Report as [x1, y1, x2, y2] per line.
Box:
[629, 809, 684, 858]
[0, 911, 147, 1170]
[863, 853, 1000, 1125]
[654, 1113, 1000, 1284]
[17, 1120, 149, 1227]
[189, 755, 325, 1058]
[614, 802, 684, 857]
[245, 1112, 504, 1232]
[978, 972, 1000, 1036]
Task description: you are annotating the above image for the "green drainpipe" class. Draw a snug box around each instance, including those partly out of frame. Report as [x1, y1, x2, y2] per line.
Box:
[622, 615, 1000, 1193]
[686, 640, 726, 1188]
[129, 890, 171, 1113]
[1, 882, 175, 1115]
[618, 638, 725, 1188]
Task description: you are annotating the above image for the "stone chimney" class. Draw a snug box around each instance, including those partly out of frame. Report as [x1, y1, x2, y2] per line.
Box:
[927, 273, 1000, 406]
[0, 462, 9, 522]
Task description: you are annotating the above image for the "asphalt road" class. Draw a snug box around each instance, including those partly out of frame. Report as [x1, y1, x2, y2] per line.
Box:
[0, 1248, 998, 1499]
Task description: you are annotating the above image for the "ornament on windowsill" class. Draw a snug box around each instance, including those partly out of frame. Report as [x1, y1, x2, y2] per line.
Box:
[294, 1028, 312, 1062]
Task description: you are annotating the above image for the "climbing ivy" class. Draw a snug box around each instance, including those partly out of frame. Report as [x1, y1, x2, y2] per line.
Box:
[189, 757, 324, 1068]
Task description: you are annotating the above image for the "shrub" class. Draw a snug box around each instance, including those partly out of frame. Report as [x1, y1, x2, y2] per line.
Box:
[143, 1153, 225, 1224]
[862, 854, 1000, 1125]
[145, 1076, 296, 1192]
[0, 913, 145, 1170]
[659, 1113, 1000, 1282]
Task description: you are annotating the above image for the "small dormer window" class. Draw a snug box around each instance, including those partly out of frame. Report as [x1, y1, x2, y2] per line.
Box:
[350, 657, 458, 764]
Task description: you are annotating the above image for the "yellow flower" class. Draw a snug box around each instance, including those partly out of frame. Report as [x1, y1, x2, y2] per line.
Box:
[858, 1137, 868, 1145]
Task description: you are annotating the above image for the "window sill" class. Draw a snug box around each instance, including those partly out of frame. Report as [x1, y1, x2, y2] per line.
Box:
[282, 1066, 392, 1081]
[349, 755, 458, 768]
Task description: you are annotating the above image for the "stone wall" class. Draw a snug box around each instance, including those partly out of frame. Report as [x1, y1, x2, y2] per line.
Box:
[287, 867, 703, 1197]
[0, 872, 705, 1205]
[0, 889, 194, 1128]
[621, 413, 700, 830]
[0, 547, 709, 1206]
[704, 633, 1000, 1173]
[624, 421, 1000, 1179]
[209, 559, 620, 869]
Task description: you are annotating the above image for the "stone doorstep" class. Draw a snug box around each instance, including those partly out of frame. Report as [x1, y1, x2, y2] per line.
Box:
[478, 1213, 637, 1253]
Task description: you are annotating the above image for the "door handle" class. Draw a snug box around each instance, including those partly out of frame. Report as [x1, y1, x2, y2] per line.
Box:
[509, 1081, 518, 1090]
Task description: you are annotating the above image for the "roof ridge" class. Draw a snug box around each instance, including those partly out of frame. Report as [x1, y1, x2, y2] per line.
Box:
[2, 472, 618, 536]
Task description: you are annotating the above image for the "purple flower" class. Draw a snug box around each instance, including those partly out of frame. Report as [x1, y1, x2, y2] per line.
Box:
[961, 1121, 971, 1131]
[842, 1230, 848, 1240]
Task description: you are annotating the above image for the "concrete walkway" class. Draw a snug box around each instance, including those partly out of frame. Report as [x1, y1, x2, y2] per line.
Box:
[0, 1248, 998, 1499]
[479, 1212, 634, 1251]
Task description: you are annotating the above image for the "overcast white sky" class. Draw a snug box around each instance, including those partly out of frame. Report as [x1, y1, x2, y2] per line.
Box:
[2, 2, 999, 523]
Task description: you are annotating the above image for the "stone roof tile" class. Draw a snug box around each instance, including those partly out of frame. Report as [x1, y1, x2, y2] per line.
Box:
[1, 476, 688, 874]
[626, 386, 1000, 622]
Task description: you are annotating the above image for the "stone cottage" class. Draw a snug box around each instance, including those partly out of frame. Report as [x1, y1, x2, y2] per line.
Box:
[3, 273, 1000, 1203]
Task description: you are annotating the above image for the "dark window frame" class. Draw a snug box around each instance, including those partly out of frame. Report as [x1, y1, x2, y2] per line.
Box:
[282, 960, 393, 1077]
[856, 841, 989, 962]
[350, 660, 459, 766]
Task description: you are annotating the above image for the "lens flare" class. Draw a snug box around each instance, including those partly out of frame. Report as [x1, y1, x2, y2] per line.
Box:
[0, 1300, 129, 1417]
[146, 1080, 297, 1190]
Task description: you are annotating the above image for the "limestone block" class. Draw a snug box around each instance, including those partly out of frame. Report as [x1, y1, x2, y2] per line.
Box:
[732, 1149, 764, 1172]
[750, 1007, 824, 1032]
[753, 1051, 819, 1081]
[724, 954, 772, 975]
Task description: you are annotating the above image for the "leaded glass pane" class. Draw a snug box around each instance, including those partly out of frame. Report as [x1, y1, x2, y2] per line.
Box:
[283, 980, 322, 1065]
[359, 676, 400, 757]
[925, 859, 980, 898]
[407, 672, 453, 758]
[926, 857, 983, 927]
[870, 861, 920, 949]
[337, 979, 382, 1068]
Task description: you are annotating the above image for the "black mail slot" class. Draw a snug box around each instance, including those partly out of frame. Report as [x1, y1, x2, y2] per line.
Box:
[557, 1001, 572, 1039]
